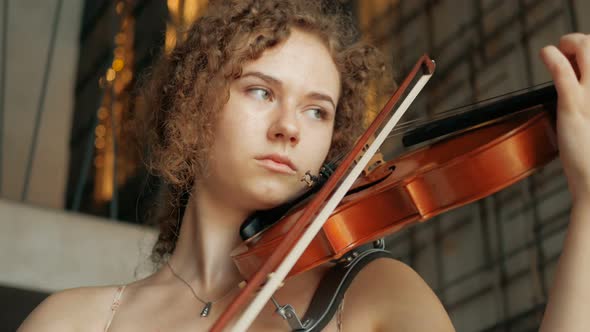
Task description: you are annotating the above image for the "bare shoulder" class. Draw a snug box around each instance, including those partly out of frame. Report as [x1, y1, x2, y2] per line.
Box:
[345, 257, 455, 331]
[17, 285, 123, 332]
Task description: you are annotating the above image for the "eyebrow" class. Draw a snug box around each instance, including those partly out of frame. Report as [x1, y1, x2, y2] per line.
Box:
[240, 71, 337, 110]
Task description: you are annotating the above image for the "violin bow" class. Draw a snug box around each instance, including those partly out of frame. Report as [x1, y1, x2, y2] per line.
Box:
[211, 54, 436, 332]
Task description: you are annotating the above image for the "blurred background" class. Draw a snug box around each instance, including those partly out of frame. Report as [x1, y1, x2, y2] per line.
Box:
[1, 0, 588, 330]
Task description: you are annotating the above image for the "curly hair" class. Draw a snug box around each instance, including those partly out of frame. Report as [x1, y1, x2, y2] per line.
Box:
[136, 0, 394, 267]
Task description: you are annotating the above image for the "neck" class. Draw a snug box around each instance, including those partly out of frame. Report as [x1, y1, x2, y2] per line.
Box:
[168, 184, 249, 298]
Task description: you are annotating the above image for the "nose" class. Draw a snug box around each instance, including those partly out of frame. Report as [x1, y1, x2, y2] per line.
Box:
[267, 105, 300, 145]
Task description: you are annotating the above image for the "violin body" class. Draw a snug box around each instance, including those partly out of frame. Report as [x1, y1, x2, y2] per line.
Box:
[232, 106, 558, 279]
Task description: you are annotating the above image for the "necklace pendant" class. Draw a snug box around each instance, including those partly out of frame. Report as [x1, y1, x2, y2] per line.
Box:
[200, 302, 212, 317]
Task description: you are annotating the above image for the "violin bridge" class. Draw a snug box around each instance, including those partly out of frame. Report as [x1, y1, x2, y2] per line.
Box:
[362, 152, 385, 176]
[354, 137, 385, 176]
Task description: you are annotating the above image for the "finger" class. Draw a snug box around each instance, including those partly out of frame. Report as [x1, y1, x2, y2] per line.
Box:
[558, 33, 590, 84]
[540, 45, 580, 97]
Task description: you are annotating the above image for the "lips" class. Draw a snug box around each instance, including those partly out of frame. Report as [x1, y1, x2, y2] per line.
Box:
[255, 154, 297, 174]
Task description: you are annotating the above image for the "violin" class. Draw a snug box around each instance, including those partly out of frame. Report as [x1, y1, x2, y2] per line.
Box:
[231, 84, 558, 280]
[211, 55, 559, 330]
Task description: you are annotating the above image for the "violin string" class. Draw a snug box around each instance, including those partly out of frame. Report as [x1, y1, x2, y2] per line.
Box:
[323, 81, 554, 168]
[380, 81, 554, 140]
[385, 81, 553, 138]
[384, 100, 547, 141]
[326, 104, 543, 170]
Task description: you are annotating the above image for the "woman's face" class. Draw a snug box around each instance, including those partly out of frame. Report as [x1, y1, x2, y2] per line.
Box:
[203, 28, 341, 211]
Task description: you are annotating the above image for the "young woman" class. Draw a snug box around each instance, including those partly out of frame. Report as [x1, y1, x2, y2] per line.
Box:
[18, 0, 590, 331]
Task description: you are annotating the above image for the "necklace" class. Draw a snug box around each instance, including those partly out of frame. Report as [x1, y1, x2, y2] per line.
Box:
[166, 261, 240, 317]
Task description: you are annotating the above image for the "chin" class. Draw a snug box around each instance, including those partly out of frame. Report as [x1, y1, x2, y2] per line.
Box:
[248, 180, 298, 210]
[252, 190, 292, 210]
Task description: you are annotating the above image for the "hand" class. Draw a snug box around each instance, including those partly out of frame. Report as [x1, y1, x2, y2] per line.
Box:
[540, 33, 590, 202]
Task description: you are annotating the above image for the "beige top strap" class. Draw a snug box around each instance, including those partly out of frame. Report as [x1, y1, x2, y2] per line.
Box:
[336, 294, 344, 332]
[104, 285, 126, 332]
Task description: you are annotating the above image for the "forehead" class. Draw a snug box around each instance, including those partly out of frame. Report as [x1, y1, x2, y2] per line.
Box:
[241, 29, 341, 101]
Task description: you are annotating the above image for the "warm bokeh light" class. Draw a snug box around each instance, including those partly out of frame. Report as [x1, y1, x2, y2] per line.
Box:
[112, 58, 124, 72]
[116, 1, 125, 14]
[165, 22, 177, 53]
[97, 107, 108, 120]
[93, 1, 136, 204]
[95, 124, 106, 137]
[94, 155, 104, 168]
[168, 0, 180, 18]
[114, 46, 125, 58]
[165, 0, 208, 53]
[183, 0, 202, 24]
[106, 68, 116, 82]
[94, 137, 106, 149]
[115, 32, 126, 44]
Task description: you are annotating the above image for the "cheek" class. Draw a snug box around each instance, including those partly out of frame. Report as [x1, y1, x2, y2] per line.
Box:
[214, 102, 257, 150]
[303, 128, 334, 171]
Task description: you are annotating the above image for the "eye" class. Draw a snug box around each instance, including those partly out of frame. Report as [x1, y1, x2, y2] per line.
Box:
[247, 87, 273, 101]
[304, 108, 328, 120]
